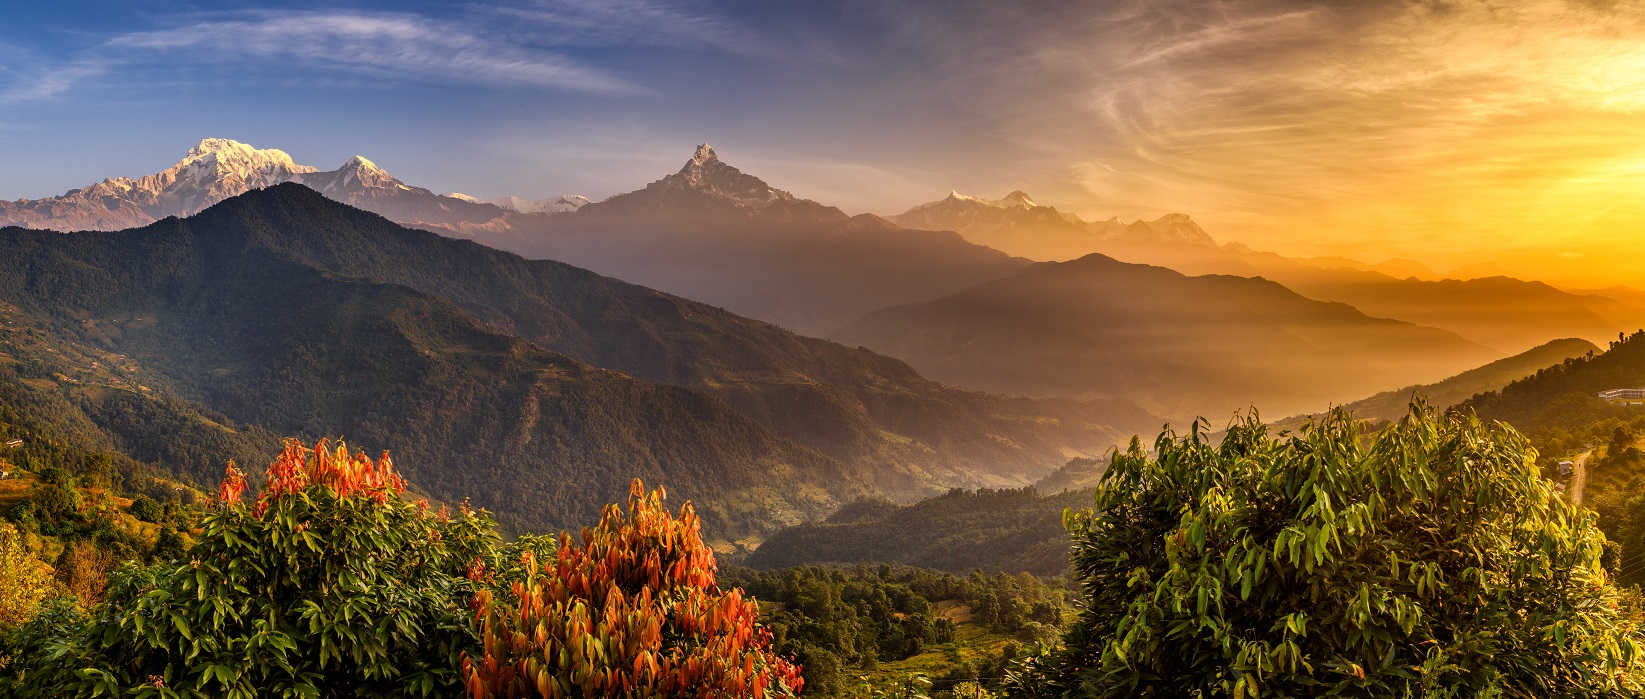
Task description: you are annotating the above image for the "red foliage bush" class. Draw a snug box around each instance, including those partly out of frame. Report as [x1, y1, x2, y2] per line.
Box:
[464, 480, 803, 698]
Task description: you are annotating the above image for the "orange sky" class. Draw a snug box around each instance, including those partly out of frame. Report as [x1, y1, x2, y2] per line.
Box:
[900, 0, 1645, 287]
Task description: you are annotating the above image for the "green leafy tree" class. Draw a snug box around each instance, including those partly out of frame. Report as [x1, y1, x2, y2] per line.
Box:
[128, 494, 163, 523]
[1010, 406, 1644, 698]
[2, 439, 498, 698]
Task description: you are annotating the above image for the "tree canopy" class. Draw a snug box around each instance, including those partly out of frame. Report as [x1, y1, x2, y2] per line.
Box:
[1010, 405, 1644, 698]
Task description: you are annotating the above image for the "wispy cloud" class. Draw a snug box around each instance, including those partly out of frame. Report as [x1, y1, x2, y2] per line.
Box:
[492, 0, 779, 56]
[108, 10, 638, 93]
[871, 0, 1645, 281]
[0, 61, 103, 105]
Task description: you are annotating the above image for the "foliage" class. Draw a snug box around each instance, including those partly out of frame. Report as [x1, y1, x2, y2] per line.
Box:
[1463, 330, 1645, 461]
[1, 438, 498, 699]
[129, 494, 163, 523]
[1010, 405, 1644, 698]
[0, 521, 60, 630]
[749, 487, 1093, 577]
[722, 564, 1069, 696]
[463, 479, 803, 698]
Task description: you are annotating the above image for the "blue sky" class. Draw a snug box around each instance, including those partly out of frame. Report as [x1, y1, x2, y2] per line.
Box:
[4, 0, 1645, 285]
[0, 1, 1016, 213]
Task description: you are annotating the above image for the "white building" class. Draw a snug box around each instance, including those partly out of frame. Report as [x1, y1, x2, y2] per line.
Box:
[1599, 388, 1645, 401]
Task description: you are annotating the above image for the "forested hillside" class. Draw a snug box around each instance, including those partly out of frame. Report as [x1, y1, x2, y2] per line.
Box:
[1464, 330, 1645, 457]
[748, 487, 1089, 577]
[0, 185, 1166, 536]
[0, 211, 856, 537]
[190, 184, 1159, 493]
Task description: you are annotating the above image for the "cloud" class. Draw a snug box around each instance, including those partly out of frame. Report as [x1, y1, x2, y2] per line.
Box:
[0, 62, 104, 105]
[107, 10, 638, 93]
[491, 0, 780, 56]
[869, 0, 1645, 281]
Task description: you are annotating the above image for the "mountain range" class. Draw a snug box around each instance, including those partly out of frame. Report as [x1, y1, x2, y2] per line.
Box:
[463, 145, 1032, 335]
[0, 138, 565, 234]
[886, 190, 1217, 261]
[885, 189, 1645, 355]
[0, 184, 1160, 540]
[9, 136, 1639, 424]
[832, 253, 1498, 419]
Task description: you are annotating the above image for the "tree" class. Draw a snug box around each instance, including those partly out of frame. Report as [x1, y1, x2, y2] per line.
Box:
[1009, 406, 1644, 698]
[463, 479, 804, 698]
[128, 494, 162, 523]
[0, 522, 59, 630]
[3, 439, 498, 698]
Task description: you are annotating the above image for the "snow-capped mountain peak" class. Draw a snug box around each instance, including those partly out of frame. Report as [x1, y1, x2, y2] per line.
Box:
[996, 190, 1036, 209]
[463, 194, 590, 213]
[0, 138, 506, 231]
[935, 190, 1037, 210]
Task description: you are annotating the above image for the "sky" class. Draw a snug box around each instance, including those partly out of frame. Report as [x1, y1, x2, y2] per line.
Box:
[2, 0, 1644, 286]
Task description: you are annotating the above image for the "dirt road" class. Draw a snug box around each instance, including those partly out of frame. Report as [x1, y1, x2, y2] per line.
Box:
[1569, 450, 1593, 506]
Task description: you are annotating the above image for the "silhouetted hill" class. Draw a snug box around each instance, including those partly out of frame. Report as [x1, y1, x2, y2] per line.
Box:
[1271, 338, 1598, 432]
[834, 253, 1497, 420]
[1088, 240, 1645, 355]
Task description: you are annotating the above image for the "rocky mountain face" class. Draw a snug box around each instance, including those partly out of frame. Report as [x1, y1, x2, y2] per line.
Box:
[886, 191, 1216, 261]
[465, 146, 1030, 335]
[832, 252, 1499, 420]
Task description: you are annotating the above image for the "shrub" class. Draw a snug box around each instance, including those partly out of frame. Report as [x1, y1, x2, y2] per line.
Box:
[3, 439, 498, 699]
[127, 494, 162, 523]
[463, 479, 804, 698]
[1008, 406, 1645, 698]
[0, 522, 59, 630]
[31, 482, 80, 525]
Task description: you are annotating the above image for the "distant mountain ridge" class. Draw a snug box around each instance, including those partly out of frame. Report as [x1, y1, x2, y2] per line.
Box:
[833, 252, 1498, 420]
[887, 190, 1216, 261]
[1089, 240, 1645, 355]
[465, 145, 1032, 335]
[450, 194, 590, 213]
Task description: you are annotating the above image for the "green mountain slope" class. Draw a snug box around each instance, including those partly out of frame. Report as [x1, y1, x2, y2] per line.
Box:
[746, 487, 1089, 577]
[0, 185, 1161, 536]
[0, 212, 857, 537]
[1462, 331, 1645, 453]
[176, 184, 1159, 494]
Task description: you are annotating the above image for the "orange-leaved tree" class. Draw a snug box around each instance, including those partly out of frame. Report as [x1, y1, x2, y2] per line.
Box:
[6, 439, 498, 699]
[464, 479, 804, 698]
